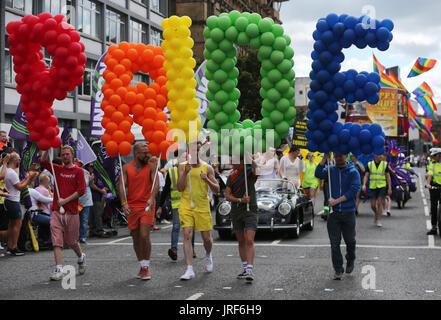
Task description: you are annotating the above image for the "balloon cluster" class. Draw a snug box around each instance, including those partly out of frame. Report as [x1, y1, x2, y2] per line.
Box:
[203, 11, 295, 153]
[6, 13, 86, 150]
[161, 16, 200, 141]
[100, 42, 171, 158]
[306, 14, 394, 156]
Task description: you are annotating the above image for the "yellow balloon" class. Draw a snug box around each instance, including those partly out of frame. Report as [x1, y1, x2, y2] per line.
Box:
[168, 16, 180, 28]
[177, 25, 191, 39]
[179, 47, 193, 59]
[167, 89, 179, 101]
[185, 109, 198, 121]
[161, 40, 170, 51]
[176, 99, 189, 112]
[161, 18, 169, 29]
[170, 110, 181, 122]
[181, 67, 194, 79]
[170, 38, 182, 50]
[182, 88, 196, 100]
[172, 58, 185, 70]
[183, 37, 194, 49]
[167, 101, 176, 110]
[181, 16, 192, 28]
[178, 120, 188, 131]
[166, 69, 178, 81]
[188, 78, 197, 89]
[164, 50, 176, 61]
[173, 78, 187, 90]
[163, 60, 171, 71]
[189, 98, 199, 109]
[188, 58, 196, 69]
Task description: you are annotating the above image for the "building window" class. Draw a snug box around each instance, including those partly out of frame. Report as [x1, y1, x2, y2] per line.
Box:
[150, 0, 160, 12]
[77, 0, 101, 38]
[43, 0, 72, 18]
[4, 36, 14, 84]
[6, 0, 33, 14]
[78, 59, 96, 97]
[133, 0, 147, 5]
[150, 28, 162, 47]
[131, 73, 149, 86]
[106, 9, 125, 44]
[130, 20, 146, 43]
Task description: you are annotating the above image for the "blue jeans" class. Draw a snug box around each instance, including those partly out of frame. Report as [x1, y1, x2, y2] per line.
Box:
[327, 211, 356, 274]
[79, 206, 91, 240]
[171, 208, 195, 251]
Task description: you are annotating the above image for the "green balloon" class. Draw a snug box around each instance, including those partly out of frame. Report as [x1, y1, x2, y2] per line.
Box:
[225, 26, 238, 42]
[261, 109, 270, 118]
[260, 88, 267, 99]
[220, 59, 235, 72]
[276, 98, 290, 112]
[248, 12, 262, 25]
[211, 49, 226, 64]
[218, 15, 232, 31]
[262, 99, 276, 113]
[283, 46, 294, 60]
[222, 123, 234, 131]
[242, 119, 254, 128]
[270, 50, 284, 65]
[242, 12, 251, 19]
[258, 19, 272, 33]
[282, 87, 295, 100]
[228, 10, 240, 23]
[203, 49, 211, 60]
[261, 59, 275, 72]
[235, 17, 249, 32]
[245, 23, 260, 39]
[284, 107, 296, 121]
[249, 37, 261, 49]
[233, 123, 241, 129]
[205, 90, 214, 101]
[289, 98, 295, 106]
[275, 79, 290, 93]
[207, 119, 220, 131]
[229, 109, 241, 123]
[222, 100, 237, 114]
[237, 32, 250, 46]
[261, 32, 275, 46]
[206, 108, 214, 120]
[275, 121, 290, 136]
[255, 120, 262, 127]
[221, 79, 236, 91]
[270, 110, 283, 123]
[210, 28, 224, 42]
[260, 69, 268, 78]
[230, 88, 241, 100]
[219, 39, 233, 52]
[208, 80, 221, 93]
[268, 69, 282, 83]
[215, 90, 229, 104]
[203, 27, 211, 39]
[273, 37, 287, 51]
[228, 67, 239, 80]
[261, 117, 274, 129]
[214, 69, 228, 83]
[226, 47, 237, 59]
[209, 101, 222, 113]
[258, 45, 273, 59]
[272, 24, 284, 37]
[205, 39, 218, 51]
[277, 59, 293, 74]
[215, 112, 229, 126]
[267, 88, 281, 103]
[206, 16, 218, 29]
[206, 59, 219, 73]
[283, 34, 291, 46]
[282, 69, 295, 81]
[205, 70, 213, 81]
[261, 77, 274, 90]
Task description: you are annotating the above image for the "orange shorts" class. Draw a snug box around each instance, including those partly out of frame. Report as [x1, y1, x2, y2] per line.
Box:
[127, 205, 155, 231]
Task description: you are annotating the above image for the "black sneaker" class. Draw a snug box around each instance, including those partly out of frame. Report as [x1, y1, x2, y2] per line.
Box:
[245, 271, 254, 283]
[427, 229, 437, 235]
[237, 270, 247, 279]
[333, 272, 343, 280]
[387, 211, 391, 217]
[7, 248, 25, 256]
[346, 260, 355, 274]
[168, 248, 177, 261]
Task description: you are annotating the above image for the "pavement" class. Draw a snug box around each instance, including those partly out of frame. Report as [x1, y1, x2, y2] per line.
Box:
[1, 167, 441, 300]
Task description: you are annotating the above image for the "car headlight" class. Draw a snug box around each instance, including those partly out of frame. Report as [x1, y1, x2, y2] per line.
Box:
[219, 202, 231, 216]
[278, 202, 291, 216]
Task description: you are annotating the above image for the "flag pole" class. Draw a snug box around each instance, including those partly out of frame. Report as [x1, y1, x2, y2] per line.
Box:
[49, 148, 65, 214]
[244, 154, 249, 212]
[145, 153, 162, 212]
[187, 143, 195, 209]
[118, 154, 127, 210]
[327, 153, 333, 214]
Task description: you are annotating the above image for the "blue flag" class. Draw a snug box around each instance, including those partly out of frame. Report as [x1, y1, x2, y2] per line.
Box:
[76, 131, 97, 165]
[61, 124, 77, 154]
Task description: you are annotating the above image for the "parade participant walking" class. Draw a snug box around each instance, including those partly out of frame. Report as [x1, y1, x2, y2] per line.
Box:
[225, 154, 258, 283]
[119, 142, 159, 280]
[349, 154, 365, 215]
[302, 153, 318, 206]
[177, 141, 219, 280]
[78, 162, 94, 244]
[0, 153, 38, 256]
[39, 146, 86, 280]
[425, 148, 441, 236]
[362, 154, 392, 227]
[279, 147, 305, 189]
[315, 152, 360, 280]
[157, 150, 196, 261]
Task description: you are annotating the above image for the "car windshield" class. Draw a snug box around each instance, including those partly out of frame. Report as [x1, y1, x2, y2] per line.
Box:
[255, 179, 296, 193]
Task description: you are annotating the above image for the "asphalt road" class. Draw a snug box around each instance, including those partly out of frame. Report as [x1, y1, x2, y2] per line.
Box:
[1, 167, 440, 300]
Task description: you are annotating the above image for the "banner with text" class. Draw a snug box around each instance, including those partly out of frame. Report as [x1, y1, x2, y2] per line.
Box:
[366, 87, 398, 137]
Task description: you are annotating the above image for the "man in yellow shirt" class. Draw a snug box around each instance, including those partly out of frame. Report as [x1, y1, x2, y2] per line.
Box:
[426, 148, 441, 236]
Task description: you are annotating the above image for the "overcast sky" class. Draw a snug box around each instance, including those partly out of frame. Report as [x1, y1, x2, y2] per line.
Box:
[279, 0, 441, 104]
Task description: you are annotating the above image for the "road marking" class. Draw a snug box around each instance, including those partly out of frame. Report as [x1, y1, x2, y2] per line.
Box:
[159, 225, 173, 230]
[223, 287, 232, 290]
[174, 286, 183, 288]
[424, 206, 429, 217]
[423, 198, 427, 206]
[426, 220, 432, 230]
[408, 257, 415, 260]
[274, 288, 284, 291]
[374, 289, 384, 293]
[272, 240, 281, 245]
[299, 256, 305, 259]
[259, 255, 268, 258]
[428, 235, 435, 248]
[107, 236, 132, 244]
[373, 257, 379, 260]
[128, 285, 136, 287]
[324, 288, 334, 292]
[426, 290, 435, 293]
[316, 210, 324, 216]
[227, 254, 233, 257]
[186, 293, 204, 300]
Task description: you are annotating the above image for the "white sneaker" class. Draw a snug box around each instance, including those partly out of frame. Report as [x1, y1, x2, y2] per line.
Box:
[78, 254, 86, 275]
[382, 210, 387, 216]
[50, 269, 64, 281]
[160, 219, 171, 224]
[376, 221, 383, 227]
[180, 268, 195, 280]
[205, 254, 213, 273]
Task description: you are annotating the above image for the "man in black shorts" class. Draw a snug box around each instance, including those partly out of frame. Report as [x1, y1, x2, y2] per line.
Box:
[225, 154, 258, 283]
[362, 154, 392, 227]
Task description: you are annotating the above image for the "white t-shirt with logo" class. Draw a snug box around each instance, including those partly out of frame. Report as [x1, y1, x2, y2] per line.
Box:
[4, 167, 21, 202]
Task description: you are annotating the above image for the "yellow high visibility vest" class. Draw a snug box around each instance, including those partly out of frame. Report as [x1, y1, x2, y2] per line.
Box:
[369, 161, 387, 189]
[169, 166, 181, 210]
[428, 162, 441, 185]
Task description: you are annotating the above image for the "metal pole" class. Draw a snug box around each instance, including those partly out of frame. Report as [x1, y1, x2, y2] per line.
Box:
[145, 153, 161, 212]
[49, 149, 65, 214]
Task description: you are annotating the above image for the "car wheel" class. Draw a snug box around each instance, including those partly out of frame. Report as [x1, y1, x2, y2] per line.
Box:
[287, 214, 300, 239]
[218, 230, 232, 240]
[24, 240, 33, 252]
[304, 213, 314, 231]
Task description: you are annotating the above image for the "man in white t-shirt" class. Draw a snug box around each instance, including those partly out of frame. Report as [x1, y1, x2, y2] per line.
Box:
[0, 153, 38, 256]
[279, 147, 305, 188]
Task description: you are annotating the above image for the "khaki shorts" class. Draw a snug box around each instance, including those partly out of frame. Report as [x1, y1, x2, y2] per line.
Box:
[50, 211, 80, 248]
[231, 211, 258, 233]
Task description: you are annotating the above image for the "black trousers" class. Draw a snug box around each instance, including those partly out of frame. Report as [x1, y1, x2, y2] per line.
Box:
[429, 188, 440, 229]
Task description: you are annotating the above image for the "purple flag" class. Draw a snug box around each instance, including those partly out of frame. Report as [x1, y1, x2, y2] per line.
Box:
[61, 124, 77, 154]
[90, 51, 107, 138]
[91, 142, 122, 197]
[76, 131, 97, 165]
[8, 102, 30, 141]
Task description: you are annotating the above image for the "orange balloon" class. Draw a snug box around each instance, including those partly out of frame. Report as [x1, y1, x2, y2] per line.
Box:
[119, 42, 130, 52]
[126, 132, 135, 144]
[144, 88, 156, 100]
[157, 68, 167, 77]
[103, 88, 115, 99]
[142, 49, 154, 62]
[156, 111, 168, 122]
[160, 86, 168, 97]
[111, 49, 125, 61]
[107, 45, 117, 55]
[110, 78, 123, 90]
[112, 130, 125, 143]
[120, 58, 132, 70]
[135, 43, 146, 55]
[101, 117, 110, 128]
[127, 85, 137, 93]
[149, 69, 158, 80]
[106, 140, 119, 157]
[159, 140, 171, 158]
[117, 103, 130, 115]
[150, 83, 160, 93]
[152, 130, 166, 144]
[127, 48, 138, 62]
[111, 111, 124, 123]
[153, 55, 165, 68]
[125, 91, 137, 105]
[142, 118, 155, 129]
[101, 133, 112, 145]
[144, 99, 157, 109]
[119, 141, 132, 156]
[153, 46, 163, 56]
[116, 87, 128, 99]
[131, 104, 144, 117]
[154, 121, 167, 132]
[140, 64, 151, 74]
[148, 142, 159, 155]
[120, 73, 132, 86]
[156, 95, 167, 109]
[113, 64, 126, 76]
[137, 82, 148, 92]
[136, 93, 145, 105]
[144, 107, 157, 119]
[104, 105, 116, 115]
[106, 121, 118, 133]
[119, 120, 131, 133]
[156, 76, 167, 86]
[109, 94, 122, 107]
[143, 130, 153, 142]
[105, 58, 118, 70]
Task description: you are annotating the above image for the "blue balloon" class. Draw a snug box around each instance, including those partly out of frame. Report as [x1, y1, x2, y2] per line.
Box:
[328, 112, 338, 123]
[346, 69, 358, 80]
[306, 110, 313, 120]
[313, 109, 327, 122]
[369, 123, 383, 136]
[364, 82, 378, 96]
[355, 74, 368, 87]
[319, 141, 331, 153]
[316, 19, 330, 33]
[332, 22, 346, 37]
[340, 39, 352, 49]
[321, 30, 335, 45]
[377, 41, 390, 51]
[327, 61, 341, 74]
[310, 70, 317, 80]
[376, 27, 390, 42]
[308, 100, 320, 111]
[311, 50, 319, 60]
[388, 33, 393, 42]
[374, 147, 385, 156]
[361, 143, 373, 155]
[305, 130, 313, 140]
[317, 70, 331, 83]
[344, 80, 356, 93]
[343, 29, 356, 42]
[355, 38, 367, 49]
[312, 60, 324, 72]
[319, 51, 333, 64]
[312, 130, 326, 144]
[339, 144, 349, 154]
[307, 141, 319, 152]
[312, 30, 322, 41]
[319, 119, 334, 132]
[333, 87, 345, 99]
[307, 90, 315, 100]
[350, 123, 361, 136]
[326, 13, 339, 27]
[380, 19, 394, 31]
[314, 91, 328, 104]
[366, 94, 380, 105]
[348, 137, 360, 150]
[310, 80, 322, 92]
[353, 148, 362, 156]
[328, 42, 342, 54]
[313, 40, 327, 53]
[307, 120, 318, 131]
[365, 31, 377, 47]
[323, 81, 335, 94]
[333, 72, 346, 86]
[339, 129, 351, 143]
[367, 72, 380, 83]
[361, 124, 371, 131]
[343, 122, 353, 130]
[339, 14, 349, 23]
[334, 52, 345, 63]
[324, 101, 337, 113]
[344, 16, 358, 29]
[328, 134, 339, 147]
[346, 93, 356, 103]
[355, 88, 365, 101]
[332, 122, 343, 134]
[354, 23, 368, 37]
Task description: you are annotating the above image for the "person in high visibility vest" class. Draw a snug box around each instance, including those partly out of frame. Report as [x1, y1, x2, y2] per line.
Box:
[302, 153, 318, 207]
[425, 148, 441, 236]
[349, 153, 365, 216]
[157, 151, 195, 261]
[362, 154, 392, 228]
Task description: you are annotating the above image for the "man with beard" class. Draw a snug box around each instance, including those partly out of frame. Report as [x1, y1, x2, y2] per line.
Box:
[120, 142, 159, 280]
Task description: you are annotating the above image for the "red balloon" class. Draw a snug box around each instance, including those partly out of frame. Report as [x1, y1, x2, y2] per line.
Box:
[38, 139, 51, 151]
[29, 131, 42, 142]
[51, 136, 62, 149]
[57, 33, 71, 47]
[44, 126, 57, 139]
[46, 116, 58, 127]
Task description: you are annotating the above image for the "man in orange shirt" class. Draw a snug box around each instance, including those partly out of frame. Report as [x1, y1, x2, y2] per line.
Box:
[0, 131, 9, 150]
[119, 142, 159, 280]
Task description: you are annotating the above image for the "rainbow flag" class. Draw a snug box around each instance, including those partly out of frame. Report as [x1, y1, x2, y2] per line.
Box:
[413, 82, 434, 97]
[390, 149, 399, 157]
[415, 95, 437, 116]
[78, 204, 84, 212]
[408, 58, 437, 78]
[373, 54, 387, 74]
[421, 119, 432, 131]
[389, 71, 409, 93]
[379, 72, 398, 88]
